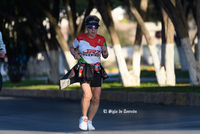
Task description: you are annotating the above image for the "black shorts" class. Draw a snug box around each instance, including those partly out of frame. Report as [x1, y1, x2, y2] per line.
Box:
[79, 72, 103, 87]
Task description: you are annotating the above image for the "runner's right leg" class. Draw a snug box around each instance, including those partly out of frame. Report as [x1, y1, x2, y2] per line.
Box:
[79, 83, 92, 130]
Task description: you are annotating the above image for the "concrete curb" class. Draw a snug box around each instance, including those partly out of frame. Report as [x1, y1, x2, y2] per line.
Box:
[1, 88, 200, 107]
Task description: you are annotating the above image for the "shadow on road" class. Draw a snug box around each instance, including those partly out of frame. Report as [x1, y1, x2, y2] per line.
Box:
[0, 96, 200, 134]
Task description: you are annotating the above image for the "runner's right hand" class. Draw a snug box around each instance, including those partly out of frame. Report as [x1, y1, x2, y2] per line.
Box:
[74, 53, 81, 60]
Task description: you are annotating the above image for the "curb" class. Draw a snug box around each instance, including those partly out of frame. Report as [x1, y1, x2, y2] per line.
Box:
[0, 88, 200, 107]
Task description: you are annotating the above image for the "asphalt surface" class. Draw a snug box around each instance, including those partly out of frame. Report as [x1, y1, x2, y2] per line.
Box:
[0, 95, 200, 134]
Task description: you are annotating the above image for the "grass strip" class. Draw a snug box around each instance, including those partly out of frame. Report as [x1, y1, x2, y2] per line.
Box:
[3, 79, 199, 93]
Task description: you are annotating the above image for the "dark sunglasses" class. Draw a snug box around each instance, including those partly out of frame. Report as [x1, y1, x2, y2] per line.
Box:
[87, 25, 99, 29]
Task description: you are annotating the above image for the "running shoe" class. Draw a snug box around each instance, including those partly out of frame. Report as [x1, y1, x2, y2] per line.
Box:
[79, 116, 88, 130]
[88, 120, 95, 131]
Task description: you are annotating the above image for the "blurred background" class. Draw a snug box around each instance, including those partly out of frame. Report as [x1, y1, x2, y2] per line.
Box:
[0, 0, 195, 85]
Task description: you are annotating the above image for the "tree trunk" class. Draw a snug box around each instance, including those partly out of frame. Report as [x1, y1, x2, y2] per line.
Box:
[175, 35, 188, 70]
[196, 0, 200, 63]
[24, 26, 57, 82]
[160, 0, 200, 86]
[162, 2, 175, 86]
[47, 50, 60, 84]
[22, 1, 60, 84]
[93, 0, 137, 87]
[63, 0, 77, 45]
[181, 38, 200, 85]
[124, 0, 166, 86]
[177, 44, 189, 70]
[34, 1, 76, 70]
[131, 0, 148, 86]
[77, 0, 94, 35]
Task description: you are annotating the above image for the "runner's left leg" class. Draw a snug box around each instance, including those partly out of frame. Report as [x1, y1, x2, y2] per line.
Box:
[88, 87, 101, 121]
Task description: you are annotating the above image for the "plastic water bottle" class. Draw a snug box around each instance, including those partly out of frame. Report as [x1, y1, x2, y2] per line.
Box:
[95, 62, 100, 73]
[79, 66, 83, 77]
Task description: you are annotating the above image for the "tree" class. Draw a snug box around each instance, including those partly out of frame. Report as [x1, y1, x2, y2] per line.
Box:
[131, 0, 148, 86]
[34, 0, 76, 71]
[21, 0, 60, 84]
[0, 0, 96, 83]
[92, 0, 138, 87]
[196, 0, 200, 63]
[124, 0, 167, 86]
[62, 0, 94, 44]
[159, 0, 200, 86]
[0, 0, 39, 83]
[160, 0, 176, 86]
[175, 0, 189, 71]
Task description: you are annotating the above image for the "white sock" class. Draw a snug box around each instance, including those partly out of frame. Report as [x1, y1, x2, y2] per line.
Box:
[82, 116, 88, 118]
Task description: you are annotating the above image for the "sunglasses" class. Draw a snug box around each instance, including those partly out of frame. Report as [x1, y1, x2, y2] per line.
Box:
[87, 25, 99, 29]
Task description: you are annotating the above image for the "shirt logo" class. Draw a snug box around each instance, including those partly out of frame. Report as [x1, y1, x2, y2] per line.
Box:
[97, 39, 101, 43]
[83, 49, 101, 54]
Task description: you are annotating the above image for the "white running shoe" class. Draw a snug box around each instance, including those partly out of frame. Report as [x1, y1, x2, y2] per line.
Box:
[88, 120, 95, 131]
[79, 116, 88, 130]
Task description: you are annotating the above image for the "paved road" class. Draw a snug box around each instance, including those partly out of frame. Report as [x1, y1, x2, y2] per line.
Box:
[0, 95, 200, 134]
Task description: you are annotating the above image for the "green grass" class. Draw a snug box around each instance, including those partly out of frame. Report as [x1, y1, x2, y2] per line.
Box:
[175, 70, 190, 78]
[103, 86, 200, 93]
[140, 69, 189, 78]
[2, 70, 194, 93]
[3, 80, 46, 87]
[3, 79, 198, 93]
[101, 82, 199, 93]
[100, 81, 199, 93]
[140, 71, 156, 77]
[2, 80, 80, 90]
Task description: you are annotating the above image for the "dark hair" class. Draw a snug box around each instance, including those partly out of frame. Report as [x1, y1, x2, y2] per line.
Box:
[85, 15, 100, 24]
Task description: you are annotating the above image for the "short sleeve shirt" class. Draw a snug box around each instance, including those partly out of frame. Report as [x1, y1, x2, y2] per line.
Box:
[72, 33, 107, 64]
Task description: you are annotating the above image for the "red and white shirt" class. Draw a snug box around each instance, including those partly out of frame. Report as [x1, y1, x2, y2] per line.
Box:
[72, 33, 107, 64]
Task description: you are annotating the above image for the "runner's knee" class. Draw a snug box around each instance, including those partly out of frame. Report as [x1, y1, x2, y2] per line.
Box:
[83, 92, 92, 101]
[92, 97, 100, 104]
